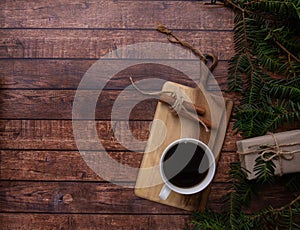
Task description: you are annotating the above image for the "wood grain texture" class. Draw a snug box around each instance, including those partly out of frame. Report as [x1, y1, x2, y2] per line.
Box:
[1, 0, 293, 228]
[0, 181, 190, 214]
[0, 213, 189, 230]
[0, 59, 230, 90]
[0, 151, 238, 182]
[0, 90, 240, 120]
[0, 150, 142, 182]
[0, 89, 156, 120]
[0, 120, 241, 151]
[0, 29, 234, 60]
[0, 0, 234, 30]
[0, 181, 293, 214]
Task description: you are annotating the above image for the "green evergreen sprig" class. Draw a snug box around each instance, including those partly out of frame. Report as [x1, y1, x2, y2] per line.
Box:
[186, 1, 300, 229]
[186, 161, 300, 230]
[226, 0, 300, 138]
[253, 153, 276, 184]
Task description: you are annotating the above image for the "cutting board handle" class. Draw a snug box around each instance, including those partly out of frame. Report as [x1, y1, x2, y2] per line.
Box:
[204, 53, 218, 72]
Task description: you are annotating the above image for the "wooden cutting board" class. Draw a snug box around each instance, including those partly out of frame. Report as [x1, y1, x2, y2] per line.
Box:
[134, 81, 233, 211]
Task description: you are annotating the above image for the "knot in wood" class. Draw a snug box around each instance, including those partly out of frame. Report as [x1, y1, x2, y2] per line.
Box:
[62, 194, 73, 205]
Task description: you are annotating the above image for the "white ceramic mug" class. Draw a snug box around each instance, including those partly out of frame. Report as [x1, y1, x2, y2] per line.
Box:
[159, 138, 216, 200]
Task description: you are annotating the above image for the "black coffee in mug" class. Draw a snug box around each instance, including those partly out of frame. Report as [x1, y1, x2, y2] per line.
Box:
[162, 141, 209, 188]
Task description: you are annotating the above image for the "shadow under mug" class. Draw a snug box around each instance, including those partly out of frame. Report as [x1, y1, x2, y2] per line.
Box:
[159, 138, 216, 200]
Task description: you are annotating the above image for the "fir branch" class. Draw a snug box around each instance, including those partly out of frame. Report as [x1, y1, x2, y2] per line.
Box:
[253, 153, 276, 184]
[187, 210, 226, 230]
[227, 54, 246, 92]
[222, 162, 257, 229]
[186, 1, 300, 229]
[275, 40, 300, 64]
[276, 195, 300, 212]
[249, 195, 300, 229]
[187, 162, 300, 230]
[255, 41, 283, 72]
[225, 0, 300, 137]
[232, 101, 296, 137]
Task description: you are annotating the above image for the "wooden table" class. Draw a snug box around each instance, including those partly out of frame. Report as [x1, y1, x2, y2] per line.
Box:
[0, 1, 294, 229]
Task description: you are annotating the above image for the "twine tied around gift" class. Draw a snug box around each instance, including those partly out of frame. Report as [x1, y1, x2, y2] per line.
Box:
[240, 132, 300, 176]
[129, 77, 209, 132]
[257, 133, 300, 162]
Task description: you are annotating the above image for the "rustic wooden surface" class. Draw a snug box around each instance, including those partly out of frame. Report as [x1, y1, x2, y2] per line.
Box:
[0, 1, 294, 229]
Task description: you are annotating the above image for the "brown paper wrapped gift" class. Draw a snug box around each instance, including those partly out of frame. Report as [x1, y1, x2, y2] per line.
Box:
[237, 130, 300, 180]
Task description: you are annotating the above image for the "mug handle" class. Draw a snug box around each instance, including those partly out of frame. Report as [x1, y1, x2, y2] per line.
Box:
[159, 184, 171, 200]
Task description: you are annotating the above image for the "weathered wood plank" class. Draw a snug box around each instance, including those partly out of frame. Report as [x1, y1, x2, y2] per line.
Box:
[0, 120, 241, 151]
[0, 150, 141, 182]
[0, 89, 156, 120]
[0, 89, 240, 120]
[0, 150, 238, 182]
[0, 181, 190, 214]
[0, 29, 234, 60]
[207, 181, 294, 212]
[0, 181, 293, 213]
[0, 0, 234, 30]
[0, 120, 149, 151]
[0, 59, 230, 90]
[0, 213, 190, 230]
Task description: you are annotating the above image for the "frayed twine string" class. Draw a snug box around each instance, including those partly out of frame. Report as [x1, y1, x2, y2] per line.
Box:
[156, 23, 207, 63]
[129, 77, 209, 132]
[156, 23, 218, 73]
[259, 133, 299, 162]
